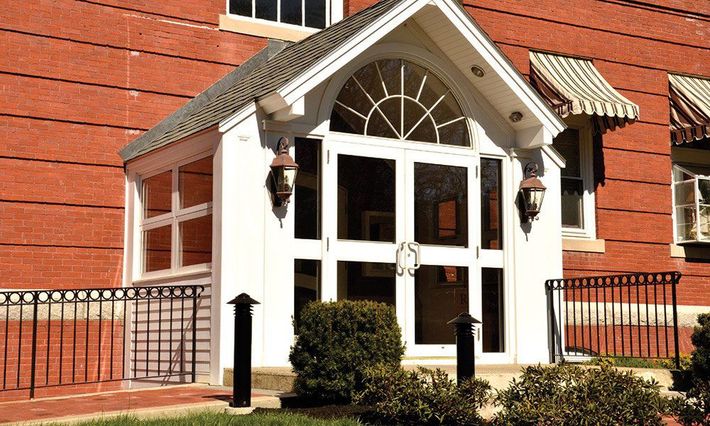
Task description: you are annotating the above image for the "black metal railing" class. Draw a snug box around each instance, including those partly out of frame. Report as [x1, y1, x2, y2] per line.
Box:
[0, 285, 204, 399]
[546, 272, 681, 369]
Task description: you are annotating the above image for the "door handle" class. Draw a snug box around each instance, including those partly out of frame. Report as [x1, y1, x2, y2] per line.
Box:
[407, 242, 421, 273]
[395, 242, 407, 275]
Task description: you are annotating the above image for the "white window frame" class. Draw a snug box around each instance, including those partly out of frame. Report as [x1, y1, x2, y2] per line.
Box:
[557, 122, 596, 240]
[221, 0, 343, 42]
[672, 163, 710, 245]
[137, 153, 214, 280]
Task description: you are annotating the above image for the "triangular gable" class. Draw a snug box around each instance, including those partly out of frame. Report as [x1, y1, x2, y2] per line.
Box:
[121, 0, 565, 162]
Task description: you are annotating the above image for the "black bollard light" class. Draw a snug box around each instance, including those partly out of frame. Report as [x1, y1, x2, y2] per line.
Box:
[227, 293, 260, 408]
[447, 312, 481, 384]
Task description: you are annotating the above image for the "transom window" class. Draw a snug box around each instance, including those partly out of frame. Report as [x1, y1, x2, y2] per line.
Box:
[140, 155, 213, 276]
[229, 0, 328, 29]
[330, 59, 471, 147]
[673, 164, 710, 244]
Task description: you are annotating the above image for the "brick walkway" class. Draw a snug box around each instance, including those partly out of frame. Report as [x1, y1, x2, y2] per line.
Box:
[0, 385, 263, 424]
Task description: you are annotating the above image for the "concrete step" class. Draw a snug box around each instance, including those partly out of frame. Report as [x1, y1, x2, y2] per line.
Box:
[223, 363, 677, 394]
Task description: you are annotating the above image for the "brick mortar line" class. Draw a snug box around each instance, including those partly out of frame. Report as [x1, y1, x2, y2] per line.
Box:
[0, 28, 242, 68]
[601, 146, 671, 156]
[597, 207, 670, 216]
[75, 0, 218, 27]
[0, 199, 124, 210]
[599, 0, 710, 20]
[464, 3, 710, 51]
[0, 243, 123, 250]
[0, 71, 194, 100]
[0, 156, 124, 170]
[0, 113, 149, 132]
[599, 177, 671, 187]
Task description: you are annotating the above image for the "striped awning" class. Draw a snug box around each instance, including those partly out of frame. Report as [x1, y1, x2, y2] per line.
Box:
[530, 51, 639, 134]
[670, 74, 710, 145]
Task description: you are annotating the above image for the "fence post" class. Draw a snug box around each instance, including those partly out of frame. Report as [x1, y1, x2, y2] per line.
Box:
[671, 273, 681, 370]
[191, 287, 198, 383]
[447, 313, 481, 384]
[227, 293, 260, 408]
[29, 296, 39, 399]
[546, 282, 556, 364]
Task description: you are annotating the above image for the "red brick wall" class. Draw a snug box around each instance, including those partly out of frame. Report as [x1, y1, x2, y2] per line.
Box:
[0, 0, 266, 289]
[457, 1, 709, 307]
[1, 0, 707, 354]
[344, 1, 710, 306]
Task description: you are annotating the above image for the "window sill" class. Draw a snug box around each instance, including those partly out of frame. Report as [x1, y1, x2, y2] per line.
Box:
[219, 14, 318, 42]
[670, 243, 710, 259]
[562, 238, 605, 253]
[133, 267, 212, 285]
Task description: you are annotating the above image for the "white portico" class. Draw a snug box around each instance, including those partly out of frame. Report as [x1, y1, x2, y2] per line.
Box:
[121, 0, 566, 386]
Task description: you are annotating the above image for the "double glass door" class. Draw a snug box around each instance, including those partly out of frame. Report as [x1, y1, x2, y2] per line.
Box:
[321, 140, 479, 357]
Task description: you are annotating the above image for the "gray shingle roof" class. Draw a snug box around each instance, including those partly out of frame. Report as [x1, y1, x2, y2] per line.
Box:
[120, 0, 404, 162]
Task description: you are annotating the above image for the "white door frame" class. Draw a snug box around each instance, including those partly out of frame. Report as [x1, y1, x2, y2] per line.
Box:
[322, 134, 489, 359]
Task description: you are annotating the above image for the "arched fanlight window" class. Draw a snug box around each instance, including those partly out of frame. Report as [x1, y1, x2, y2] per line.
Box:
[330, 59, 470, 147]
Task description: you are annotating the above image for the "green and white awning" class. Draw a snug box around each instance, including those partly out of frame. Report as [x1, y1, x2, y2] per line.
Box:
[530, 51, 639, 134]
[670, 74, 710, 145]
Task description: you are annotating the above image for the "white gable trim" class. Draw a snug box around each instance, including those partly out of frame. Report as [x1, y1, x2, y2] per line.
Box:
[219, 0, 565, 136]
[432, 0, 565, 135]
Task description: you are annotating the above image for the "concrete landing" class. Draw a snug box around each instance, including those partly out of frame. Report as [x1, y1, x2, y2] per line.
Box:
[226, 363, 677, 393]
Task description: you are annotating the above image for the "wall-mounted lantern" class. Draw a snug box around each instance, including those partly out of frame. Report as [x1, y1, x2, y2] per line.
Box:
[519, 162, 546, 222]
[269, 137, 299, 206]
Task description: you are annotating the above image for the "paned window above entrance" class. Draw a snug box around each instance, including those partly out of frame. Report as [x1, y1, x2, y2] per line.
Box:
[229, 0, 328, 29]
[330, 59, 471, 147]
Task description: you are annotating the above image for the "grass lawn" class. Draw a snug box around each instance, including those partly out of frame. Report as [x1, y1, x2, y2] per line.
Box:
[54, 411, 362, 426]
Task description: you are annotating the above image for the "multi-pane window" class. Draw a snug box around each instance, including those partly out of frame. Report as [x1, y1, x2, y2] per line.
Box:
[140, 156, 213, 275]
[553, 127, 595, 237]
[555, 129, 584, 228]
[673, 164, 710, 244]
[229, 0, 328, 29]
[330, 59, 471, 147]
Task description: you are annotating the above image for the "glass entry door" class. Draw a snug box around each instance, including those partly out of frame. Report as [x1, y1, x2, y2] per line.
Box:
[404, 151, 478, 356]
[322, 139, 478, 358]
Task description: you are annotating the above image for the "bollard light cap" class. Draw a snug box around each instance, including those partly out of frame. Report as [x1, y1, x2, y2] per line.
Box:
[227, 293, 260, 305]
[447, 312, 481, 325]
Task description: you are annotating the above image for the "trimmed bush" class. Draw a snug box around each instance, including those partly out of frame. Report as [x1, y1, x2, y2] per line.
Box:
[668, 314, 710, 425]
[289, 300, 404, 404]
[356, 366, 491, 425]
[668, 380, 710, 426]
[494, 364, 666, 426]
[691, 313, 710, 381]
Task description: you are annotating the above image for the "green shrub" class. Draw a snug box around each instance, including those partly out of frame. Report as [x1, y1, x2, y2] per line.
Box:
[668, 380, 710, 426]
[289, 300, 404, 404]
[356, 366, 491, 425]
[691, 313, 710, 382]
[586, 355, 692, 370]
[494, 364, 666, 426]
[667, 314, 710, 425]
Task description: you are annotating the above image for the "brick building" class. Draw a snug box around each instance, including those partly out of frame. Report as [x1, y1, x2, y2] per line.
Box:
[1, 0, 708, 389]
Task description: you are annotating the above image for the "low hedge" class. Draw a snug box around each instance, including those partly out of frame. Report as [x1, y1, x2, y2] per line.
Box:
[356, 366, 491, 425]
[494, 364, 666, 425]
[668, 314, 710, 425]
[289, 300, 404, 404]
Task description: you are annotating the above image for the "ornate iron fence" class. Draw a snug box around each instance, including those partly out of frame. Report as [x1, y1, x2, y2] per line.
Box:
[0, 285, 204, 399]
[545, 272, 681, 369]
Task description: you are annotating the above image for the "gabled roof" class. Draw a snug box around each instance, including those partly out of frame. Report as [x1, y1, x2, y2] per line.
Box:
[121, 0, 565, 162]
[120, 0, 404, 161]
